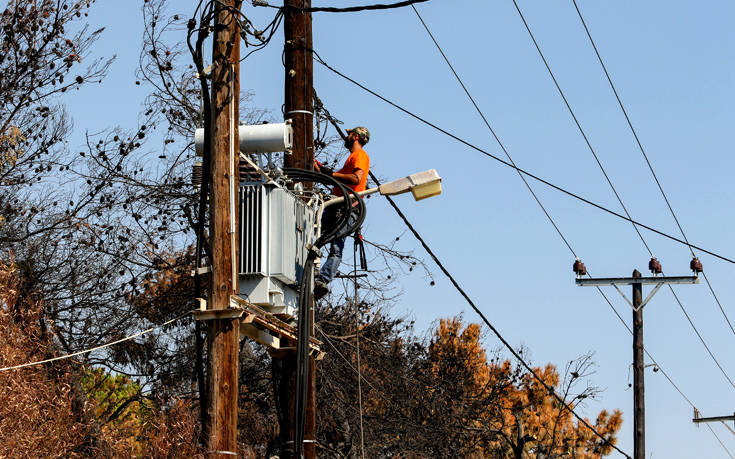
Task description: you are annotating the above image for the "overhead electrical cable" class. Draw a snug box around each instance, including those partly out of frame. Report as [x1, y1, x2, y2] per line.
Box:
[308, 49, 735, 266]
[352, 243, 367, 459]
[509, 0, 651, 256]
[256, 0, 430, 13]
[409, 4, 576, 257]
[569, 0, 735, 337]
[408, 5, 735, 454]
[187, 0, 217, 433]
[369, 171, 632, 459]
[313, 96, 628, 456]
[284, 168, 366, 459]
[509, 0, 735, 392]
[0, 313, 188, 372]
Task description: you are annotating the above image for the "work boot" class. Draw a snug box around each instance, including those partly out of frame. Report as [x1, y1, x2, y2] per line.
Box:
[313, 280, 329, 300]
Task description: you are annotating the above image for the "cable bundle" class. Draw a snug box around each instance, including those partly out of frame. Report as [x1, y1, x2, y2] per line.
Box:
[281, 167, 366, 458]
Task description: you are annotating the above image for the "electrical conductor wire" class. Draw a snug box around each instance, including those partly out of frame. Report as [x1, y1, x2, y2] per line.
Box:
[369, 171, 632, 459]
[353, 239, 367, 459]
[0, 313, 188, 372]
[509, 0, 735, 392]
[569, 0, 735, 337]
[309, 48, 735, 266]
[409, 4, 735, 451]
[258, 0, 430, 13]
[285, 168, 366, 458]
[316, 25, 730, 457]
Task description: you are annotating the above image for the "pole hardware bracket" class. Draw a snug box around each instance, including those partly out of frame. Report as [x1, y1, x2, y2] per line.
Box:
[191, 266, 212, 276]
[192, 307, 245, 321]
[191, 296, 245, 321]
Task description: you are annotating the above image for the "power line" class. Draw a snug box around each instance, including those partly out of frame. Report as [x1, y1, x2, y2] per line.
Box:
[509, 0, 652, 256]
[569, 0, 735, 337]
[369, 171, 631, 458]
[314, 43, 735, 398]
[256, 0, 430, 13]
[314, 89, 628, 455]
[409, 4, 577, 257]
[0, 313, 188, 372]
[407, 6, 734, 455]
[309, 49, 735, 267]
[352, 243, 366, 459]
[509, 0, 735, 393]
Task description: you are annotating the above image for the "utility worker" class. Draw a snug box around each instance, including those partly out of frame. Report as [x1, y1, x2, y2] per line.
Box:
[313, 126, 370, 299]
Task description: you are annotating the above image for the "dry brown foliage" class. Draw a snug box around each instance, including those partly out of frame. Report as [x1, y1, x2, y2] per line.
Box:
[0, 259, 105, 458]
[143, 398, 204, 459]
[0, 258, 204, 458]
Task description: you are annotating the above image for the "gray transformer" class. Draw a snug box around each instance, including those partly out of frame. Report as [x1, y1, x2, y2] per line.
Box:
[238, 183, 317, 318]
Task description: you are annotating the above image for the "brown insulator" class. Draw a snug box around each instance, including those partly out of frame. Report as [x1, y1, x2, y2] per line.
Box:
[648, 256, 662, 275]
[690, 256, 703, 274]
[573, 258, 587, 276]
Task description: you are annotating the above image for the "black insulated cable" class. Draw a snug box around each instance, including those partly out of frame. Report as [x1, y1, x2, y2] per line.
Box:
[406, 5, 735, 454]
[309, 48, 735, 266]
[315, 106, 629, 457]
[258, 0, 431, 13]
[187, 0, 216, 440]
[368, 171, 632, 459]
[283, 168, 366, 457]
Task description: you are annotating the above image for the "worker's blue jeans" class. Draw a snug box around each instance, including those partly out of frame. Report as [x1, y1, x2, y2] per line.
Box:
[317, 208, 357, 285]
[318, 236, 346, 284]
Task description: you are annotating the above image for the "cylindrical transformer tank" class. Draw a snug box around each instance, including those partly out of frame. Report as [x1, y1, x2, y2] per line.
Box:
[195, 120, 293, 155]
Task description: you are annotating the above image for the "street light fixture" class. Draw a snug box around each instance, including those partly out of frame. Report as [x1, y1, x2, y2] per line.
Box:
[374, 169, 442, 201]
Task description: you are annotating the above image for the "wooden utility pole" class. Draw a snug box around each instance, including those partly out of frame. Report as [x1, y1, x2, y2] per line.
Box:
[283, 0, 314, 170]
[277, 1, 316, 458]
[632, 269, 644, 459]
[206, 0, 241, 456]
[575, 267, 699, 459]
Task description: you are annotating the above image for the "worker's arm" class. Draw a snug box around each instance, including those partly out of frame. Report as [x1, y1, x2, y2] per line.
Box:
[314, 159, 363, 185]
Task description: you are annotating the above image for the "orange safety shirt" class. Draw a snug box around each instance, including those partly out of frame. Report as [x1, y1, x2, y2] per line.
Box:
[333, 148, 369, 196]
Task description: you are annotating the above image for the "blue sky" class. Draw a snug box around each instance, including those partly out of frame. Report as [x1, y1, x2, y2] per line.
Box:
[57, 0, 735, 457]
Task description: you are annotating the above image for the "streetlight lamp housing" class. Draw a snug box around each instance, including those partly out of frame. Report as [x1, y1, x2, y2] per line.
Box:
[378, 169, 442, 201]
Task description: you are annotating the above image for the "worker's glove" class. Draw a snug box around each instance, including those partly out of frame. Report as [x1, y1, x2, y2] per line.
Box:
[318, 165, 334, 176]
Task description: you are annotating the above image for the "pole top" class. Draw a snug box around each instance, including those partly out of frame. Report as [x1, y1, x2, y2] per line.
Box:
[633, 269, 642, 278]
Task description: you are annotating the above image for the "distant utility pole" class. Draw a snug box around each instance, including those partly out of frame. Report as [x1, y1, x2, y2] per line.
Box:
[278, 1, 316, 458]
[693, 409, 735, 431]
[575, 264, 699, 459]
[205, 0, 242, 456]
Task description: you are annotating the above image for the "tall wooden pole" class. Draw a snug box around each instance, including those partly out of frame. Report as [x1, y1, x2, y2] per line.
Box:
[279, 1, 316, 457]
[206, 1, 241, 456]
[283, 0, 313, 170]
[632, 269, 645, 459]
